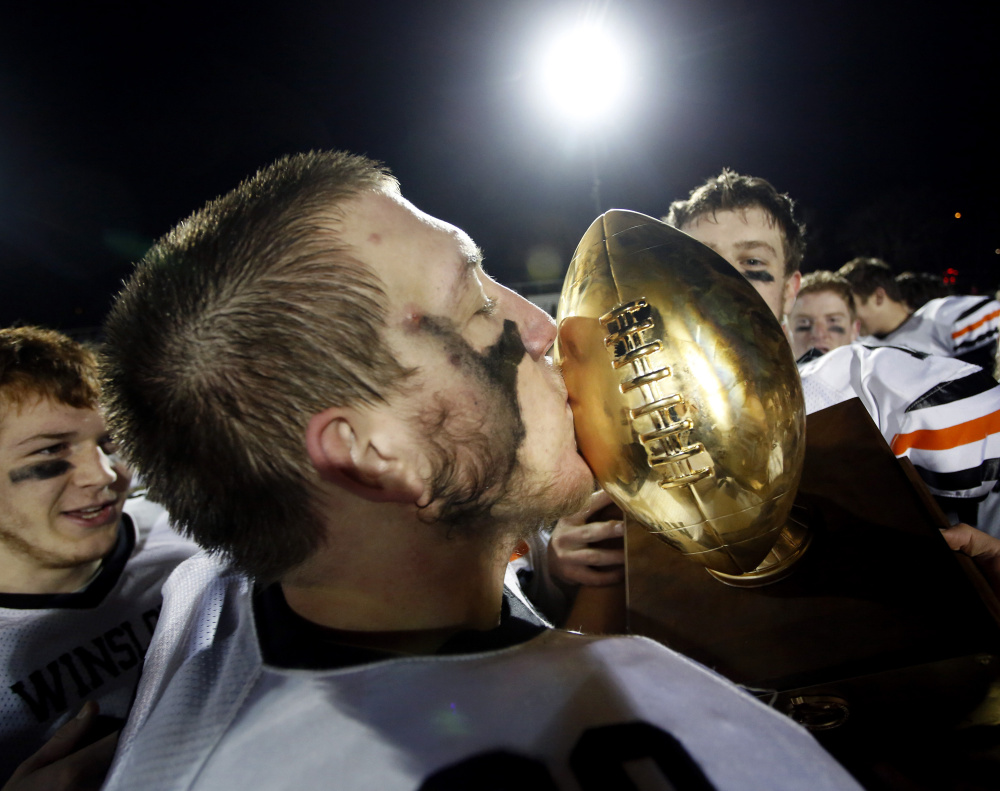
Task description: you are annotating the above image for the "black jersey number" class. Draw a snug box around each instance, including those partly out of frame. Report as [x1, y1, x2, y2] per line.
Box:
[419, 721, 716, 790]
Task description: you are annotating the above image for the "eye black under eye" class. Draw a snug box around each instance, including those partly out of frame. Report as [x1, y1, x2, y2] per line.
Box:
[9, 459, 73, 484]
[743, 270, 775, 284]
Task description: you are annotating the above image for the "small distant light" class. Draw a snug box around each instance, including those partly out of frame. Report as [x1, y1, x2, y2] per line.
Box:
[995, 249, 1000, 255]
[525, 244, 563, 282]
[954, 212, 962, 219]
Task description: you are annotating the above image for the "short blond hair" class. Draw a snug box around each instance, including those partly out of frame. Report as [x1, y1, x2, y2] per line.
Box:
[103, 151, 406, 582]
[795, 271, 857, 320]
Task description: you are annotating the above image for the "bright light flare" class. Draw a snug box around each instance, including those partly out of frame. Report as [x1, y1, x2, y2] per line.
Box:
[537, 24, 631, 127]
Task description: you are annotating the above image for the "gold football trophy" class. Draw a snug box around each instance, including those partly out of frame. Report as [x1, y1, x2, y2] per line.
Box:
[555, 209, 809, 585]
[553, 210, 1000, 780]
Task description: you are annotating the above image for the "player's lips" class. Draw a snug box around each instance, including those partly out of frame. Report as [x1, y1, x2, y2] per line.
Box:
[61, 498, 121, 527]
[548, 358, 570, 401]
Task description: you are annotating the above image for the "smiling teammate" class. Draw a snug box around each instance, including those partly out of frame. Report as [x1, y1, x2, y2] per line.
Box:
[97, 151, 859, 790]
[0, 327, 195, 785]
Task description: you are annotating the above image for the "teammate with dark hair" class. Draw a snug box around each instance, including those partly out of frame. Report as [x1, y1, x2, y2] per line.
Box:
[665, 168, 804, 322]
[839, 257, 1000, 370]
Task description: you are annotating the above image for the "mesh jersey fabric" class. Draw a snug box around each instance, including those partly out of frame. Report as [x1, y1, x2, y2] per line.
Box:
[103, 553, 861, 791]
[0, 509, 196, 781]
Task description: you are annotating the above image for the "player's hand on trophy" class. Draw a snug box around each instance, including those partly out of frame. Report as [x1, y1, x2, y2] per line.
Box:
[548, 489, 626, 586]
[2, 701, 119, 791]
[942, 523, 1000, 596]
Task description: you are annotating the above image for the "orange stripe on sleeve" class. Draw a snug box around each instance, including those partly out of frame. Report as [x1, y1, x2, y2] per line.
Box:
[891, 411, 1000, 454]
[952, 309, 1000, 340]
[509, 540, 530, 562]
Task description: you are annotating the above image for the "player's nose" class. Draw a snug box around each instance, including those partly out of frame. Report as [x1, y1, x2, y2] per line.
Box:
[74, 443, 118, 489]
[499, 284, 556, 361]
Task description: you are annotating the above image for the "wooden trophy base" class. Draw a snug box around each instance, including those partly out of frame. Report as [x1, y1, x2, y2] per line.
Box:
[626, 399, 1000, 721]
[570, 398, 1000, 788]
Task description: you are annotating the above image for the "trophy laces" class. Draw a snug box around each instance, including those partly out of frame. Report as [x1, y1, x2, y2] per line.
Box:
[601, 299, 712, 488]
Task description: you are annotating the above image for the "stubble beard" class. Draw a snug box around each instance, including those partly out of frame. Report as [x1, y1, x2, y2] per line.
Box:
[0, 516, 113, 572]
[417, 401, 591, 548]
[414, 318, 590, 546]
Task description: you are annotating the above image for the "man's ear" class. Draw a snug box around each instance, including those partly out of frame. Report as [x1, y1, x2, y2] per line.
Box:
[305, 407, 430, 505]
[781, 271, 802, 320]
[873, 286, 887, 306]
[850, 318, 862, 342]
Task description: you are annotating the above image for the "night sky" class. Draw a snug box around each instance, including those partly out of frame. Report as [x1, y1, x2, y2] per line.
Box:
[1, 0, 995, 335]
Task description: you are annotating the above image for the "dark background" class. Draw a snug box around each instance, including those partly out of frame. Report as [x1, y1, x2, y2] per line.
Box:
[1, 0, 996, 335]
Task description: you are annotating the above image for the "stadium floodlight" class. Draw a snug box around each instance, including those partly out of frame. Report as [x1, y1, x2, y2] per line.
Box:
[534, 21, 634, 212]
[537, 23, 632, 129]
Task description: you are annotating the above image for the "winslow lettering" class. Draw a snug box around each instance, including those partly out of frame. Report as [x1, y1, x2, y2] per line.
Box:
[9, 606, 161, 723]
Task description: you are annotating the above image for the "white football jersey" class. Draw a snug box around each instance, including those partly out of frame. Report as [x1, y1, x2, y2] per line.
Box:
[0, 510, 196, 781]
[799, 344, 1000, 533]
[103, 554, 861, 791]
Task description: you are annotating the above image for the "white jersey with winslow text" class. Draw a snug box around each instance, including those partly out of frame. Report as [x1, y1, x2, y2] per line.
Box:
[103, 554, 860, 791]
[0, 505, 195, 781]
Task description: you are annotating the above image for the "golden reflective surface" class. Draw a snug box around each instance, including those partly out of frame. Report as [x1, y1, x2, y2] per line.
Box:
[555, 210, 806, 578]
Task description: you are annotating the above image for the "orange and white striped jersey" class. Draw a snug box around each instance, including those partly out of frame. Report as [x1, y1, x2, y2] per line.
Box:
[799, 344, 1000, 535]
[858, 295, 1000, 369]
